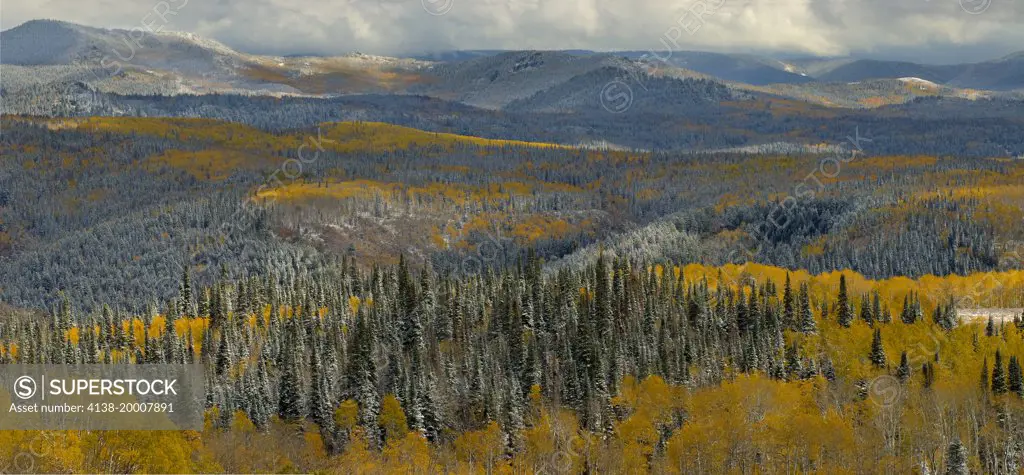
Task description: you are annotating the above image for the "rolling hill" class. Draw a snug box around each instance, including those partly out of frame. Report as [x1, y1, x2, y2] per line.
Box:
[5, 19, 1023, 121]
[798, 53, 1024, 91]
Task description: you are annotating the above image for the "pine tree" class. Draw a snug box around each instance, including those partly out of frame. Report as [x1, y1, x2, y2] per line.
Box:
[215, 329, 233, 377]
[397, 254, 417, 334]
[350, 305, 380, 447]
[782, 273, 794, 329]
[935, 298, 958, 331]
[56, 291, 73, 334]
[594, 252, 613, 342]
[901, 292, 922, 324]
[896, 351, 911, 382]
[180, 267, 194, 319]
[1007, 355, 1023, 397]
[278, 318, 305, 422]
[798, 282, 816, 334]
[164, 304, 180, 363]
[837, 274, 853, 328]
[198, 287, 211, 318]
[870, 328, 886, 368]
[945, 439, 968, 475]
[859, 293, 874, 326]
[992, 350, 1007, 395]
[899, 295, 910, 324]
[784, 341, 802, 379]
[419, 372, 443, 442]
[309, 336, 333, 429]
[871, 292, 882, 323]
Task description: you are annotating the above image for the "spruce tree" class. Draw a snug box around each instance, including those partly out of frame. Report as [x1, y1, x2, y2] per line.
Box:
[309, 337, 333, 429]
[798, 283, 816, 334]
[859, 293, 873, 326]
[870, 329, 887, 368]
[180, 268, 194, 319]
[871, 292, 883, 324]
[215, 329, 233, 377]
[945, 439, 968, 475]
[837, 275, 853, 328]
[782, 273, 794, 329]
[351, 305, 380, 447]
[198, 288, 211, 319]
[899, 295, 911, 324]
[1008, 355, 1023, 397]
[896, 351, 911, 382]
[164, 306, 180, 364]
[277, 319, 305, 422]
[992, 350, 1007, 395]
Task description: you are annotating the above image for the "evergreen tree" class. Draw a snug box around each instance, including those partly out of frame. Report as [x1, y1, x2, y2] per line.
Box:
[935, 298, 958, 331]
[350, 305, 380, 447]
[870, 328, 887, 368]
[896, 351, 911, 382]
[837, 275, 853, 328]
[164, 305, 180, 364]
[782, 273, 794, 329]
[945, 439, 968, 475]
[180, 267, 194, 319]
[277, 318, 305, 422]
[198, 288, 211, 318]
[215, 329, 233, 377]
[309, 336, 333, 429]
[798, 282, 816, 334]
[871, 292, 883, 324]
[992, 350, 1007, 395]
[1008, 356, 1023, 397]
[859, 293, 873, 326]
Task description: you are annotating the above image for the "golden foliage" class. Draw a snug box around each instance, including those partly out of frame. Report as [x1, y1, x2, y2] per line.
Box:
[379, 394, 410, 443]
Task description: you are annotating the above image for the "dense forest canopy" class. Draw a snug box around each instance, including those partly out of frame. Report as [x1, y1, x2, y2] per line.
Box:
[2, 258, 1023, 473]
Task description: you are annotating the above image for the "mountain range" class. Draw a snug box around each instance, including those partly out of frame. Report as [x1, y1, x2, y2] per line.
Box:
[2, 19, 1023, 119]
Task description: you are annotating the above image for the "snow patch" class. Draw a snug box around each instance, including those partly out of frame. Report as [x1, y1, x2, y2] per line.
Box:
[899, 77, 939, 88]
[156, 31, 240, 57]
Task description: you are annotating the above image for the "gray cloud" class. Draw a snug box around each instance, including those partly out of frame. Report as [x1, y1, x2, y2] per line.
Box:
[3, 0, 1021, 61]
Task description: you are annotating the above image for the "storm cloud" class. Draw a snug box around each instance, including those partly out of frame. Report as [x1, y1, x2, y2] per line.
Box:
[3, 0, 1021, 62]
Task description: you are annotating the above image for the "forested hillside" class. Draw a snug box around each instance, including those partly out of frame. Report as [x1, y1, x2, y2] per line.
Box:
[6, 89, 1024, 155]
[2, 116, 1023, 312]
[2, 259, 1024, 473]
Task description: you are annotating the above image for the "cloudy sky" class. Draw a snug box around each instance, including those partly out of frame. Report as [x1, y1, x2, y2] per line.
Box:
[3, 0, 1022, 62]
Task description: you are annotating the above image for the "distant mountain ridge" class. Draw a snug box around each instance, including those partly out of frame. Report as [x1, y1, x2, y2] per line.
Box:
[790, 52, 1024, 91]
[1, 19, 1022, 119]
[415, 48, 1024, 91]
[0, 19, 433, 100]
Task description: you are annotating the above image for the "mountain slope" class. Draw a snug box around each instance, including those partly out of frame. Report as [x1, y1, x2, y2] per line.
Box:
[0, 19, 432, 98]
[504, 66, 735, 114]
[815, 59, 961, 84]
[410, 51, 635, 109]
[805, 53, 1024, 91]
[619, 51, 813, 86]
[947, 52, 1024, 91]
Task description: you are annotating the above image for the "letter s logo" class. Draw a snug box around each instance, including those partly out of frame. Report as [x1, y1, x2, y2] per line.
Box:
[14, 376, 37, 399]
